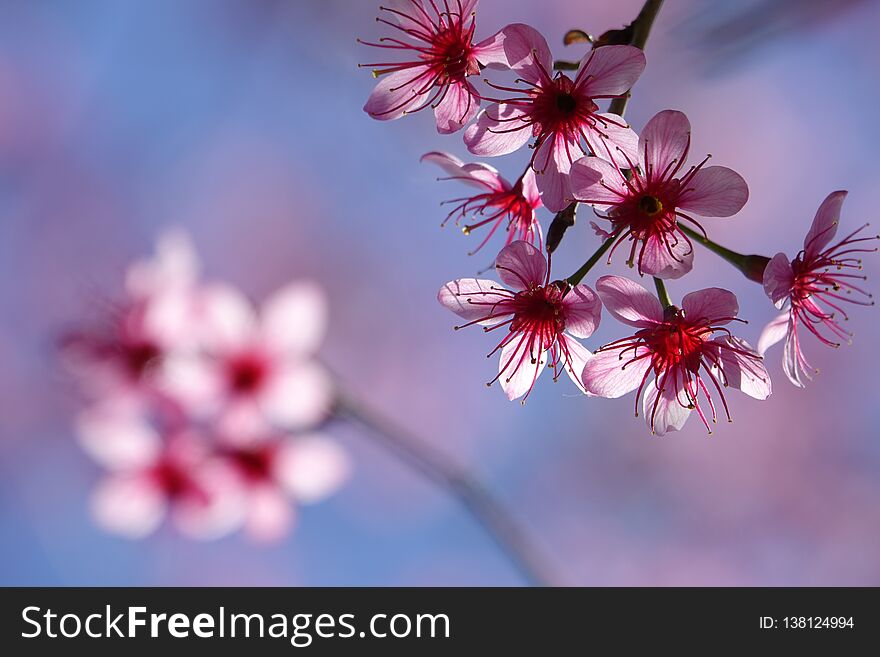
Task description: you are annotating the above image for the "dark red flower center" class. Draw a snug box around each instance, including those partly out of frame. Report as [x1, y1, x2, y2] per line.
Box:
[226, 352, 269, 395]
[228, 445, 276, 483]
[509, 284, 566, 339]
[123, 340, 162, 379]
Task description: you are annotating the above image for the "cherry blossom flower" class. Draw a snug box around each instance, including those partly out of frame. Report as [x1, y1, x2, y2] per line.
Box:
[758, 191, 878, 387]
[463, 24, 646, 211]
[581, 276, 770, 435]
[360, 0, 510, 134]
[62, 230, 201, 405]
[438, 240, 601, 401]
[161, 281, 335, 437]
[421, 150, 543, 252]
[77, 404, 244, 540]
[570, 110, 749, 279]
[218, 433, 350, 542]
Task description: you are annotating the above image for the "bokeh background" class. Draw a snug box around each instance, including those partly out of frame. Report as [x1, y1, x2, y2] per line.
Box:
[1, 0, 879, 586]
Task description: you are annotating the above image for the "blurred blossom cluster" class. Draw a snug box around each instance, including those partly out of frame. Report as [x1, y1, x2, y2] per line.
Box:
[360, 0, 877, 435]
[62, 231, 349, 542]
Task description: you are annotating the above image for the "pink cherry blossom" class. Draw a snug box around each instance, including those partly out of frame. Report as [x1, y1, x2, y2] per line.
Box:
[421, 151, 543, 252]
[582, 276, 770, 435]
[218, 433, 350, 542]
[161, 281, 335, 437]
[78, 405, 244, 540]
[62, 230, 201, 405]
[463, 24, 645, 211]
[360, 0, 510, 134]
[570, 110, 749, 279]
[758, 191, 878, 387]
[438, 240, 601, 401]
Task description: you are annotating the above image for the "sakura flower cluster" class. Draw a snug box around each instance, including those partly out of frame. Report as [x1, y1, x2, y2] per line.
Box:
[361, 0, 877, 434]
[63, 231, 349, 541]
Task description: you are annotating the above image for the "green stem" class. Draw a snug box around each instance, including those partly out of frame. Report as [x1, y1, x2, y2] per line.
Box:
[654, 277, 673, 308]
[678, 224, 771, 283]
[567, 236, 615, 286]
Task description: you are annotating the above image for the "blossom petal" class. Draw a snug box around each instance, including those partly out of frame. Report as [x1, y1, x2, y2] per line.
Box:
[244, 485, 295, 543]
[643, 380, 691, 435]
[562, 284, 602, 338]
[363, 66, 432, 122]
[595, 275, 664, 327]
[762, 252, 795, 309]
[76, 404, 162, 470]
[804, 190, 847, 259]
[495, 241, 547, 290]
[261, 362, 334, 431]
[638, 231, 694, 280]
[569, 156, 628, 211]
[681, 287, 739, 324]
[172, 461, 246, 540]
[437, 278, 513, 325]
[91, 475, 166, 539]
[261, 281, 327, 358]
[583, 114, 639, 169]
[711, 336, 771, 400]
[559, 335, 592, 394]
[474, 23, 552, 83]
[464, 103, 531, 156]
[757, 311, 791, 355]
[520, 167, 542, 208]
[420, 151, 505, 191]
[434, 80, 481, 134]
[783, 326, 810, 388]
[678, 166, 749, 217]
[577, 45, 646, 97]
[639, 110, 690, 177]
[581, 346, 652, 398]
[533, 133, 578, 211]
[275, 435, 350, 503]
[498, 336, 546, 401]
[196, 284, 257, 350]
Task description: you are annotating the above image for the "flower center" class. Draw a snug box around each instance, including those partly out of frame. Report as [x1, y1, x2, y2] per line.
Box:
[124, 340, 161, 379]
[555, 92, 577, 115]
[229, 445, 275, 482]
[227, 352, 269, 395]
[432, 29, 474, 81]
[510, 284, 566, 335]
[638, 194, 663, 216]
[643, 315, 707, 373]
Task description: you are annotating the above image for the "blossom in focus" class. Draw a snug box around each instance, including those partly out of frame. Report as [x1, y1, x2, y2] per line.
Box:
[219, 433, 350, 542]
[77, 404, 244, 540]
[463, 24, 645, 211]
[360, 0, 510, 134]
[421, 151, 543, 252]
[570, 110, 749, 279]
[161, 281, 335, 438]
[438, 240, 601, 401]
[758, 191, 878, 387]
[61, 230, 201, 405]
[582, 276, 770, 435]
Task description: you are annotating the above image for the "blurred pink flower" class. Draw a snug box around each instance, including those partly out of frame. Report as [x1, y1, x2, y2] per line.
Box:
[219, 433, 350, 542]
[463, 24, 645, 211]
[582, 276, 770, 435]
[78, 405, 244, 540]
[62, 230, 201, 406]
[161, 281, 334, 437]
[360, 0, 509, 134]
[438, 240, 600, 401]
[421, 150, 542, 252]
[758, 191, 878, 387]
[570, 110, 749, 279]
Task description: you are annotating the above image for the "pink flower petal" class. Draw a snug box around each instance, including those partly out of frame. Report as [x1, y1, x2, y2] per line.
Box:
[495, 241, 547, 290]
[581, 346, 652, 398]
[474, 23, 552, 84]
[244, 484, 295, 543]
[576, 45, 646, 97]
[783, 326, 809, 388]
[125, 228, 199, 298]
[275, 435, 350, 503]
[710, 336, 771, 400]
[561, 284, 602, 338]
[681, 287, 739, 324]
[261, 361, 334, 431]
[464, 103, 531, 156]
[638, 231, 694, 280]
[172, 461, 246, 540]
[520, 168, 542, 207]
[583, 114, 639, 169]
[363, 66, 432, 122]
[569, 156, 628, 211]
[76, 404, 162, 470]
[757, 311, 791, 355]
[498, 336, 546, 401]
[643, 380, 691, 435]
[559, 335, 592, 394]
[421, 151, 505, 191]
[434, 80, 481, 134]
[804, 190, 847, 259]
[762, 252, 795, 309]
[437, 278, 513, 324]
[91, 474, 167, 539]
[260, 281, 327, 358]
[196, 284, 257, 350]
[639, 110, 690, 177]
[595, 275, 664, 327]
[678, 166, 749, 217]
